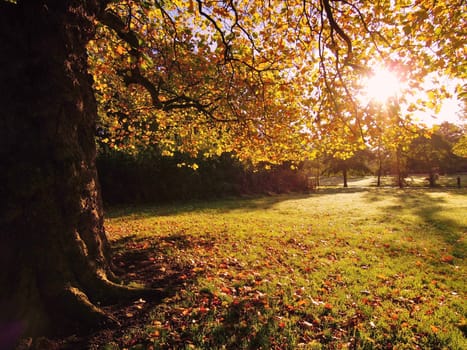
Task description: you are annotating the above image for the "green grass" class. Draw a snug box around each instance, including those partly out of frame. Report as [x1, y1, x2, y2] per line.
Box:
[317, 174, 467, 188]
[105, 188, 467, 349]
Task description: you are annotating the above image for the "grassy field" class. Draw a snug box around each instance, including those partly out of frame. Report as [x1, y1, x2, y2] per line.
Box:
[102, 188, 467, 349]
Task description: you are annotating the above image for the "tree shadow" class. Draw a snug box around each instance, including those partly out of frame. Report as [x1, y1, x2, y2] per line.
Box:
[81, 188, 466, 348]
[105, 188, 376, 220]
[105, 193, 314, 219]
[109, 231, 221, 297]
[59, 233, 212, 348]
[311, 187, 369, 195]
[363, 188, 466, 256]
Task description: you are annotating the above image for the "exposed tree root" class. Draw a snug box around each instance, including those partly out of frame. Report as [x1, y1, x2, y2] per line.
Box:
[81, 269, 168, 305]
[58, 285, 120, 330]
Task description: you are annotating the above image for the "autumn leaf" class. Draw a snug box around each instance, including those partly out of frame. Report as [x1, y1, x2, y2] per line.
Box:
[115, 45, 125, 55]
[441, 255, 454, 263]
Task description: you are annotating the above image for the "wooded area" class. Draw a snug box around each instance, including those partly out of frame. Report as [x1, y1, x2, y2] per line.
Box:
[97, 121, 467, 205]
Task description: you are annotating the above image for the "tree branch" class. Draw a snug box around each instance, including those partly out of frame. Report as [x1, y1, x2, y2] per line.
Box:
[98, 9, 140, 49]
[321, 0, 352, 64]
[98, 7, 225, 121]
[195, 0, 231, 61]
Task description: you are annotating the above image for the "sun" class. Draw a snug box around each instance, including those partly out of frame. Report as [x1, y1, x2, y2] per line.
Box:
[361, 67, 401, 104]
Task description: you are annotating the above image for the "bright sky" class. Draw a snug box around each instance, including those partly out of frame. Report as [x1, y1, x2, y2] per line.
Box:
[415, 97, 464, 126]
[361, 67, 401, 104]
[360, 66, 465, 127]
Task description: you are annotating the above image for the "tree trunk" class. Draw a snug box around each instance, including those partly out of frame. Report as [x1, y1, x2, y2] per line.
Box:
[396, 147, 404, 188]
[377, 150, 382, 187]
[343, 168, 348, 188]
[0, 1, 156, 341]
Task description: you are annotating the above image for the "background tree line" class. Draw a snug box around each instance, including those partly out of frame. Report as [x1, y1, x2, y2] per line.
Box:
[97, 121, 467, 205]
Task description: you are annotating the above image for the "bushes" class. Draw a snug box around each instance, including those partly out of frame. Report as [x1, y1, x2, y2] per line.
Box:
[97, 151, 308, 205]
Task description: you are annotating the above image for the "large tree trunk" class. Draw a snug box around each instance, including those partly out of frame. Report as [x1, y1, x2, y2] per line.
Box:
[0, 0, 155, 342]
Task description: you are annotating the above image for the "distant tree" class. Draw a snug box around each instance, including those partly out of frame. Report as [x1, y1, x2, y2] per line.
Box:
[407, 133, 450, 186]
[407, 123, 467, 186]
[324, 150, 371, 188]
[453, 135, 467, 158]
[436, 123, 467, 172]
[371, 142, 392, 187]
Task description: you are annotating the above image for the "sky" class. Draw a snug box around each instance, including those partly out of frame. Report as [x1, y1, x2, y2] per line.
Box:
[361, 67, 465, 127]
[422, 97, 464, 126]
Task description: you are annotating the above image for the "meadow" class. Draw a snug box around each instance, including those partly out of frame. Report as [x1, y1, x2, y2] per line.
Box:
[100, 187, 466, 349]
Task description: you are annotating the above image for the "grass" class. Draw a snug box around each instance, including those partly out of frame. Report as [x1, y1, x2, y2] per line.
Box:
[104, 188, 467, 349]
[317, 174, 467, 189]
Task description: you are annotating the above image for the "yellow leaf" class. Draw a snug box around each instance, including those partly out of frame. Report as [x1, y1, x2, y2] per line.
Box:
[116, 45, 125, 55]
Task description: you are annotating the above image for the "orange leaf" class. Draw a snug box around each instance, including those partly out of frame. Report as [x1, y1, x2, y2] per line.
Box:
[116, 45, 125, 55]
[199, 306, 209, 314]
[221, 286, 232, 294]
[441, 255, 454, 263]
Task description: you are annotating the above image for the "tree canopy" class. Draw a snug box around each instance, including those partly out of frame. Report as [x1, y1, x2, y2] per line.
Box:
[89, 0, 466, 164]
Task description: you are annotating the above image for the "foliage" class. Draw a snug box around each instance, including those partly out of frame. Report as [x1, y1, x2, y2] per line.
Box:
[97, 189, 467, 349]
[97, 150, 309, 205]
[407, 123, 467, 176]
[88, 0, 466, 164]
[323, 150, 372, 175]
[453, 135, 467, 158]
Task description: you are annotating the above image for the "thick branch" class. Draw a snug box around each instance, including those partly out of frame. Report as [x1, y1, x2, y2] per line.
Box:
[99, 10, 140, 49]
[321, 0, 352, 63]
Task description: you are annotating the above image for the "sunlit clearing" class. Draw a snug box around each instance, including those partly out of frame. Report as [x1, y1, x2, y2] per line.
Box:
[362, 67, 401, 103]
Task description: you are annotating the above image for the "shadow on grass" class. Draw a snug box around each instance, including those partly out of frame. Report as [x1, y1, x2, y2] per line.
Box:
[105, 193, 313, 219]
[363, 188, 467, 258]
[110, 233, 213, 289]
[75, 234, 210, 348]
[105, 188, 376, 220]
[95, 188, 467, 348]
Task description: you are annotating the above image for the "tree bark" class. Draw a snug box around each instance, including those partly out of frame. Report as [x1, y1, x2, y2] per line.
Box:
[0, 0, 155, 341]
[376, 149, 382, 187]
[396, 147, 404, 188]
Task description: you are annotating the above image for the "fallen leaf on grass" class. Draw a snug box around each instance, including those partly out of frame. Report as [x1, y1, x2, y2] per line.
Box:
[441, 255, 454, 263]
